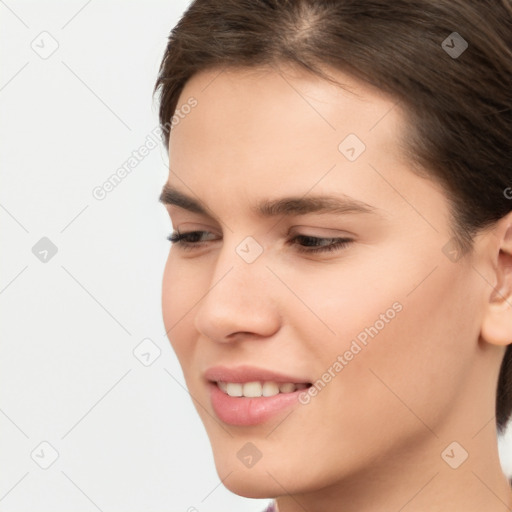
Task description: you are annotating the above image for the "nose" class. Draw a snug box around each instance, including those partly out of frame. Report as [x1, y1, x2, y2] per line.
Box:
[193, 245, 281, 343]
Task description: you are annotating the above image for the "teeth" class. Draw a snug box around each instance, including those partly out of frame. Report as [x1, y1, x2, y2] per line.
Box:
[218, 381, 308, 397]
[243, 382, 263, 397]
[226, 383, 243, 397]
[279, 383, 295, 393]
[262, 382, 280, 396]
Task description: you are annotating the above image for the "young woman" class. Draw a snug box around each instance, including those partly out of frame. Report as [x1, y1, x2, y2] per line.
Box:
[154, 1, 512, 510]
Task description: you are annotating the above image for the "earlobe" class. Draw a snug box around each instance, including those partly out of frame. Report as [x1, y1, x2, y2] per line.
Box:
[480, 215, 512, 347]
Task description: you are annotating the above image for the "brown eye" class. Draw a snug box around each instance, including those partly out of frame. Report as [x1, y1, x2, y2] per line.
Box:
[288, 235, 353, 254]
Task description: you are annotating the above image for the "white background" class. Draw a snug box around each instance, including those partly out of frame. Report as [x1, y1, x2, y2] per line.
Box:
[0, 0, 269, 510]
[1, 1, 511, 511]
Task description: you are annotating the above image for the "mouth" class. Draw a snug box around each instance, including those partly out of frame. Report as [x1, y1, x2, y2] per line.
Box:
[212, 380, 312, 397]
[207, 380, 313, 426]
[203, 365, 314, 426]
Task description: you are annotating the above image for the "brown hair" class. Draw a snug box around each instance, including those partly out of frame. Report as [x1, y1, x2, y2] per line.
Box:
[154, 0, 512, 433]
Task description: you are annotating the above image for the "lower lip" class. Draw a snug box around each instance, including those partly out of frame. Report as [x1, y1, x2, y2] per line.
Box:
[208, 381, 308, 426]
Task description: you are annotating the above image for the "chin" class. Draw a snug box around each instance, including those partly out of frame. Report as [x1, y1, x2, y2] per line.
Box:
[207, 445, 279, 497]
[217, 467, 281, 499]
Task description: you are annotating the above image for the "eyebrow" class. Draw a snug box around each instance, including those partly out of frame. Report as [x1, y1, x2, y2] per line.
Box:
[158, 183, 379, 218]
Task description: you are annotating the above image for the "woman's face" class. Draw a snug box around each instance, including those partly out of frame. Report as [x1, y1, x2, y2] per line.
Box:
[161, 64, 499, 498]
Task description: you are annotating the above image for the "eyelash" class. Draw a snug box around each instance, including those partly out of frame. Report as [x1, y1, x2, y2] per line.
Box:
[166, 230, 353, 254]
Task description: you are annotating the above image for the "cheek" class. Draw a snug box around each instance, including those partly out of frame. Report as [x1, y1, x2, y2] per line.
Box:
[161, 253, 204, 358]
[300, 259, 480, 437]
[279, 249, 477, 404]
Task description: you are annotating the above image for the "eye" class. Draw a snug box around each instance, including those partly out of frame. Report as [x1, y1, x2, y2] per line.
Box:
[166, 230, 219, 250]
[166, 230, 353, 254]
[288, 234, 353, 254]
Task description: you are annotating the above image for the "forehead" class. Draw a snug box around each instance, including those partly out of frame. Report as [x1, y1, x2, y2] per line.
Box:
[172, 63, 402, 144]
[165, 64, 449, 230]
[169, 64, 407, 174]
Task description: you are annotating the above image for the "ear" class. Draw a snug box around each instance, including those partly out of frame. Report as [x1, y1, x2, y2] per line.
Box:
[480, 211, 512, 347]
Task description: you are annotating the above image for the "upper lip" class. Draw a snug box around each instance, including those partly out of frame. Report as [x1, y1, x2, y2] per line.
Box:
[204, 365, 311, 384]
